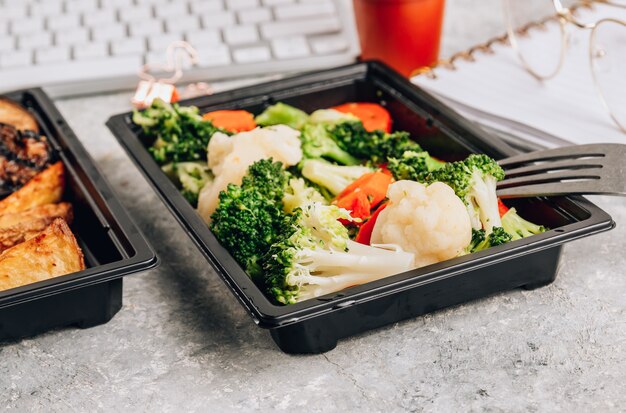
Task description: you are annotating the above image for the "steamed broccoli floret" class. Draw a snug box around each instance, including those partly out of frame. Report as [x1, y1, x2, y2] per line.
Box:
[488, 226, 513, 246]
[330, 121, 423, 164]
[425, 154, 505, 234]
[243, 157, 290, 203]
[467, 228, 486, 252]
[300, 123, 361, 165]
[502, 208, 547, 240]
[261, 203, 414, 304]
[210, 159, 290, 278]
[300, 159, 373, 195]
[262, 203, 351, 304]
[169, 162, 213, 207]
[282, 177, 328, 213]
[255, 102, 309, 130]
[468, 226, 513, 252]
[387, 150, 445, 181]
[134, 98, 222, 164]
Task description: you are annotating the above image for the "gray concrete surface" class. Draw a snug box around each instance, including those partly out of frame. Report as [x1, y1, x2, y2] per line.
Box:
[2, 1, 626, 411]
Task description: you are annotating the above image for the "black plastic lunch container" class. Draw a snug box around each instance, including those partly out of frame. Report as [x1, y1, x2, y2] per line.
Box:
[107, 62, 614, 354]
[0, 89, 157, 340]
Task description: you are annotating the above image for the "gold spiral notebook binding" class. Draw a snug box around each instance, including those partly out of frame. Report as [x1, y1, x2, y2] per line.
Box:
[410, 2, 594, 79]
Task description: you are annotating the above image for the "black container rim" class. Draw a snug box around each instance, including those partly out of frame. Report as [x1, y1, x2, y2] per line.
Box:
[0, 88, 158, 310]
[106, 61, 614, 329]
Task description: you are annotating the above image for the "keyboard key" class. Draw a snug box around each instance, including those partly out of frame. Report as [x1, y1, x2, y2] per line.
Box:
[0, 55, 142, 89]
[226, 0, 259, 10]
[92, 24, 127, 41]
[223, 25, 259, 46]
[185, 30, 222, 47]
[165, 16, 200, 33]
[145, 51, 171, 66]
[30, 2, 63, 17]
[233, 45, 270, 63]
[261, 0, 294, 5]
[0, 37, 14, 52]
[119, 6, 153, 23]
[0, 50, 32, 68]
[65, 0, 98, 13]
[18, 33, 52, 49]
[260, 16, 340, 39]
[136, 0, 170, 4]
[35, 46, 70, 64]
[274, 2, 335, 20]
[196, 44, 231, 67]
[191, 0, 224, 13]
[129, 20, 164, 37]
[83, 10, 117, 27]
[310, 35, 349, 55]
[145, 49, 195, 70]
[148, 33, 184, 51]
[155, 2, 189, 18]
[73, 42, 108, 59]
[107, 0, 135, 6]
[111, 38, 146, 55]
[46, 14, 81, 31]
[271, 36, 310, 59]
[2, 4, 27, 19]
[55, 28, 89, 46]
[10, 17, 45, 36]
[238, 8, 272, 24]
[201, 12, 236, 29]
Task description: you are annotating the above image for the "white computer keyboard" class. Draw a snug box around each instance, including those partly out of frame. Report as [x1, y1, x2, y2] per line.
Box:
[0, 0, 360, 97]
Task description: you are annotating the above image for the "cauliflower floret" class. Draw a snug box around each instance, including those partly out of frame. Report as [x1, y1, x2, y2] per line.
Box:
[197, 125, 303, 223]
[253, 125, 303, 165]
[308, 109, 358, 125]
[197, 154, 255, 223]
[371, 180, 472, 268]
[207, 131, 233, 176]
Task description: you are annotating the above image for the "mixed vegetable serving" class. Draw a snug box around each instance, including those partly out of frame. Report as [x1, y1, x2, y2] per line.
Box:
[133, 99, 546, 305]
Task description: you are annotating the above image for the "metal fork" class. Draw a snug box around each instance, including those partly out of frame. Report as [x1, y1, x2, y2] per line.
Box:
[496, 143, 626, 198]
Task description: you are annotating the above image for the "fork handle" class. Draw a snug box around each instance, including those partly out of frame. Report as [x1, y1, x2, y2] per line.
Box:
[497, 184, 626, 198]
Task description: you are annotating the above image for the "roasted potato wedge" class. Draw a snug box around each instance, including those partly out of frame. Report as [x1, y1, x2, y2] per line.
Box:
[0, 218, 85, 292]
[0, 161, 64, 215]
[0, 98, 39, 132]
[0, 202, 73, 252]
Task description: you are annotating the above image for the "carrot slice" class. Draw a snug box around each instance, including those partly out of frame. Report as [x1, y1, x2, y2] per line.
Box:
[331, 102, 392, 133]
[498, 198, 509, 217]
[355, 203, 388, 245]
[335, 190, 371, 222]
[170, 88, 180, 103]
[202, 110, 256, 133]
[336, 171, 393, 209]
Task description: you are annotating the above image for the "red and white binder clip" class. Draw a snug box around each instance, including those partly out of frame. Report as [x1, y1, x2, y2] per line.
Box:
[132, 41, 212, 108]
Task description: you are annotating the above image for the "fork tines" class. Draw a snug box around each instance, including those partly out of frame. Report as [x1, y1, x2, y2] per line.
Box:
[496, 143, 626, 198]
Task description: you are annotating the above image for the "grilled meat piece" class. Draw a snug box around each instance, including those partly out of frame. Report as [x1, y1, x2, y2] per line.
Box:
[0, 156, 40, 189]
[0, 123, 54, 194]
[0, 123, 52, 167]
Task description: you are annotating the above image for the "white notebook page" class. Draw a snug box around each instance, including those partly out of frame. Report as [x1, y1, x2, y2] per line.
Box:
[412, 3, 626, 147]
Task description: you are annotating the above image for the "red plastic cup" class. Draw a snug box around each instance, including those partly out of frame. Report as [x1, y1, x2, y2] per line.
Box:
[353, 0, 446, 77]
